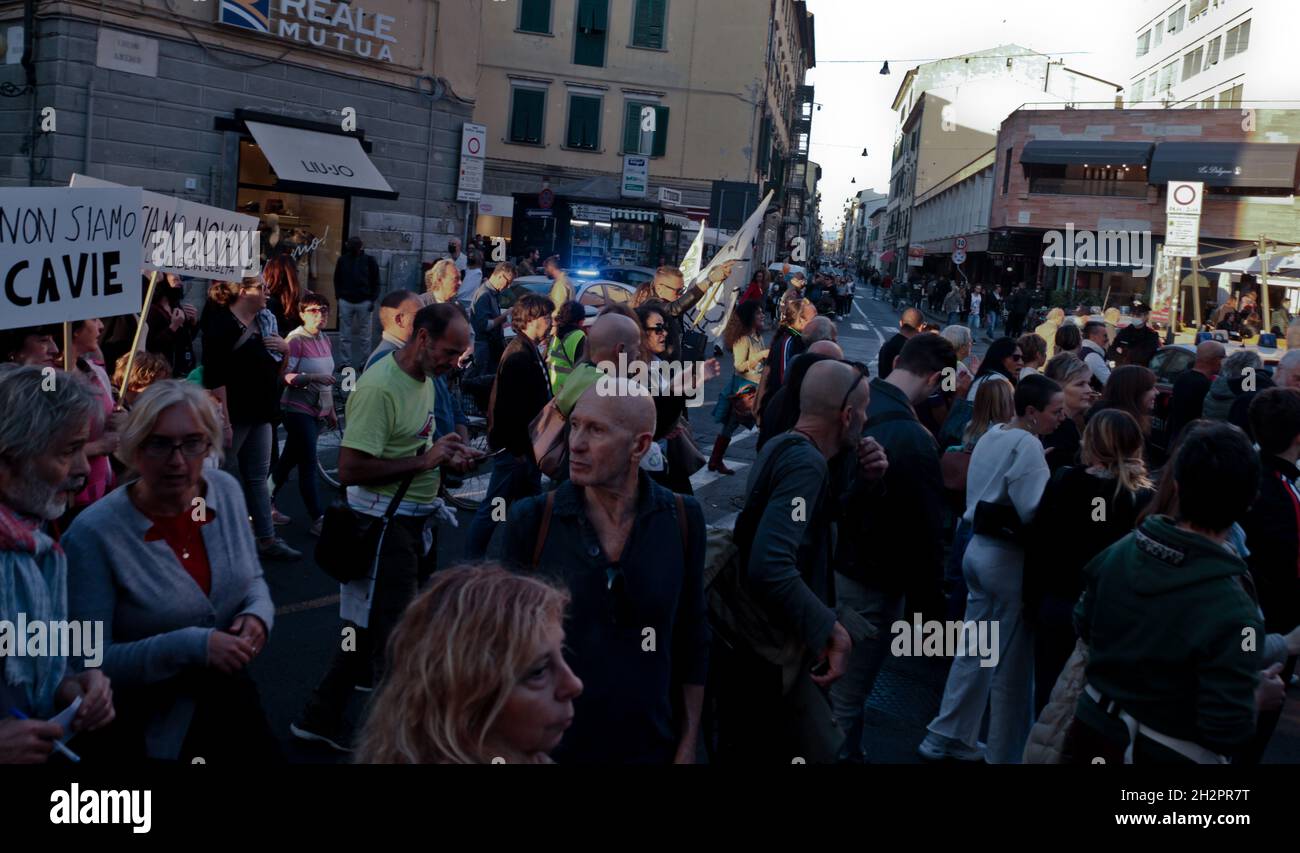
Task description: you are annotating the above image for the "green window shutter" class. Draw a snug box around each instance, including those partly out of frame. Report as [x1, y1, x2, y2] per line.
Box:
[633, 0, 666, 49]
[623, 102, 642, 154]
[567, 96, 600, 149]
[511, 89, 544, 144]
[574, 0, 608, 67]
[651, 106, 669, 157]
[519, 0, 550, 33]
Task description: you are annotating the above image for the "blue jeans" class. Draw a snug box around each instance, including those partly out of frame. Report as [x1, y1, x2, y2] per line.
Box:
[272, 411, 323, 520]
[223, 421, 274, 540]
[337, 299, 374, 373]
[465, 454, 541, 559]
[947, 311, 961, 327]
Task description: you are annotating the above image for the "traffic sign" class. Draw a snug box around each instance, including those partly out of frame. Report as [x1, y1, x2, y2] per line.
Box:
[456, 122, 486, 202]
[1164, 213, 1200, 256]
[954, 236, 968, 251]
[953, 248, 967, 264]
[1166, 180, 1204, 216]
[539, 187, 555, 210]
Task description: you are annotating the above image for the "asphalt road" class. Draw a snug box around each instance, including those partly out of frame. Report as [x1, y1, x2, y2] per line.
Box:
[253, 286, 1300, 764]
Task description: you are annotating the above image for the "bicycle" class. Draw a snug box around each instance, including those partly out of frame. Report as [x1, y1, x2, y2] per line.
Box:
[315, 396, 347, 491]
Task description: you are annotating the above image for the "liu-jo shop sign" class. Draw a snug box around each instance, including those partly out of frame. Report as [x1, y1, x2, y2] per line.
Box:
[219, 0, 398, 63]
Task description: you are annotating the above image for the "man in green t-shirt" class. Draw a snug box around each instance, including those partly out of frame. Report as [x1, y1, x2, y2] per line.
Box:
[293, 302, 482, 752]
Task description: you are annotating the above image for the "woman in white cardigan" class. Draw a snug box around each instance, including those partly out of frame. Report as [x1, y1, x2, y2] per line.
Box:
[64, 380, 277, 762]
[919, 374, 1065, 764]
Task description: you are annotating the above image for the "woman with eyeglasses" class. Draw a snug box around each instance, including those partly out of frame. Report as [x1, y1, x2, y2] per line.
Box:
[63, 380, 278, 762]
[636, 301, 720, 494]
[632, 262, 736, 361]
[199, 277, 300, 561]
[270, 293, 337, 536]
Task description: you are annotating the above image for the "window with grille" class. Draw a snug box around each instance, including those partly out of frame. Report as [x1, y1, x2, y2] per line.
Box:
[631, 0, 666, 49]
[509, 88, 546, 145]
[566, 95, 601, 150]
[518, 0, 551, 34]
[622, 102, 669, 157]
[574, 0, 609, 67]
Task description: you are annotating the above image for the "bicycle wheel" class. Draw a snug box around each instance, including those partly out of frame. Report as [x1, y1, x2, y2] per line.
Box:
[441, 416, 491, 511]
[316, 414, 346, 491]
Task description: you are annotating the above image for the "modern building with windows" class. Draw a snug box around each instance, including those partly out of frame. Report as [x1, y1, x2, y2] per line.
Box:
[990, 107, 1300, 316]
[1128, 0, 1300, 109]
[0, 0, 479, 317]
[882, 45, 1122, 281]
[474, 0, 814, 269]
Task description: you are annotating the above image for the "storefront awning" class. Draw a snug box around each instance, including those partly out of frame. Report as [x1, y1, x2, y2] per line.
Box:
[1020, 140, 1153, 167]
[244, 120, 397, 200]
[612, 207, 659, 222]
[663, 212, 692, 229]
[1148, 142, 1300, 189]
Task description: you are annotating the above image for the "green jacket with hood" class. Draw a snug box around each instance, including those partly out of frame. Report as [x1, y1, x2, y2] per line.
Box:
[1073, 515, 1263, 759]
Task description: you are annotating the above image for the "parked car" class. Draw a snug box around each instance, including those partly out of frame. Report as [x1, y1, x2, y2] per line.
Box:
[1149, 341, 1282, 452]
[598, 265, 657, 288]
[499, 276, 633, 338]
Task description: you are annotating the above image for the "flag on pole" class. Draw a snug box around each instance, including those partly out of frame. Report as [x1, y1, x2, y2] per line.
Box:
[683, 190, 773, 343]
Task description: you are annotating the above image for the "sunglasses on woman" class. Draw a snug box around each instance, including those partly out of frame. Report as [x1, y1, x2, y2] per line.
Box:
[646, 324, 668, 335]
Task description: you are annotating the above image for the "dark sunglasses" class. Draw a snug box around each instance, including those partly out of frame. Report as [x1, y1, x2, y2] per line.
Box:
[646, 324, 668, 335]
[839, 360, 869, 412]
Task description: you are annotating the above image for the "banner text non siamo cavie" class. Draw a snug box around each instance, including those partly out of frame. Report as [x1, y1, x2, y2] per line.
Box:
[0, 186, 144, 330]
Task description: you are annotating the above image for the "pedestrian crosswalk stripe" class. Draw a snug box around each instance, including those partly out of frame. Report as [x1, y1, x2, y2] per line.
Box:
[690, 461, 750, 491]
[852, 323, 868, 331]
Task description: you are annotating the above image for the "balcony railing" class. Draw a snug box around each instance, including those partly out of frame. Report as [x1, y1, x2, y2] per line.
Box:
[1027, 177, 1149, 198]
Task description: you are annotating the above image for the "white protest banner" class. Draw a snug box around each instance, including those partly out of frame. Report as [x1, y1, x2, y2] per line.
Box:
[677, 222, 706, 287]
[682, 190, 772, 343]
[0, 186, 144, 330]
[71, 174, 259, 280]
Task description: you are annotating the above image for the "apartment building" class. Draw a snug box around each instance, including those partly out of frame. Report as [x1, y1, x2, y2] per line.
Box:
[1128, 0, 1300, 109]
[0, 0, 478, 313]
[881, 45, 1121, 280]
[474, 0, 814, 268]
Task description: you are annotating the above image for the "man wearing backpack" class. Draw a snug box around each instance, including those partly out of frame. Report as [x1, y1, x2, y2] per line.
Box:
[832, 334, 955, 762]
[712, 360, 888, 764]
[505, 380, 709, 764]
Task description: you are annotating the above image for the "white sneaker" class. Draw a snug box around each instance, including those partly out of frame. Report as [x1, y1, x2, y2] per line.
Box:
[918, 731, 986, 762]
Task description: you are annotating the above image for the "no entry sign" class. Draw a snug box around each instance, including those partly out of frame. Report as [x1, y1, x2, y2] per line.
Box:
[0, 186, 144, 330]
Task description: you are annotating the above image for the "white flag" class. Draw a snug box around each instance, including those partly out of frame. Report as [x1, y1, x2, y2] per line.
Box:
[683, 190, 773, 343]
[678, 222, 706, 287]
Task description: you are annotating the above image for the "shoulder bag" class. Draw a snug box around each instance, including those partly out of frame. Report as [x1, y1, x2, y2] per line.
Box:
[315, 470, 417, 583]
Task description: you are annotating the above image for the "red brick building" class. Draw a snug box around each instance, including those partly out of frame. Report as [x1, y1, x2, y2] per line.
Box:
[989, 107, 1300, 311]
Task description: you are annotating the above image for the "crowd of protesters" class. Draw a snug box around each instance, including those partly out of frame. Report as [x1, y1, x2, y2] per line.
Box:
[3, 240, 1300, 770]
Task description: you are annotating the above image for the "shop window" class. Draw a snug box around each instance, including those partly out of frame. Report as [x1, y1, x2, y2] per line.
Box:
[566, 94, 602, 150]
[1025, 163, 1148, 198]
[622, 102, 669, 157]
[236, 139, 345, 329]
[1224, 19, 1250, 59]
[631, 0, 666, 49]
[519, 0, 551, 33]
[574, 0, 609, 68]
[509, 87, 546, 145]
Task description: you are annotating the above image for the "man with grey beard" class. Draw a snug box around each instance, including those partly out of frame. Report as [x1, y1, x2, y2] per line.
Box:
[0, 366, 115, 763]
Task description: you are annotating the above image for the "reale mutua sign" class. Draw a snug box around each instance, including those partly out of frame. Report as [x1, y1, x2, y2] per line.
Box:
[219, 0, 398, 63]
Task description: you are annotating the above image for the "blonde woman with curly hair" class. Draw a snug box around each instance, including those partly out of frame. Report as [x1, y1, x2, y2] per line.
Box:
[356, 565, 582, 764]
[1024, 407, 1154, 716]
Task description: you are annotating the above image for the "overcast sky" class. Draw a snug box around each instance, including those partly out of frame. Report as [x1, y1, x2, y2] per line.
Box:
[805, 0, 1140, 234]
